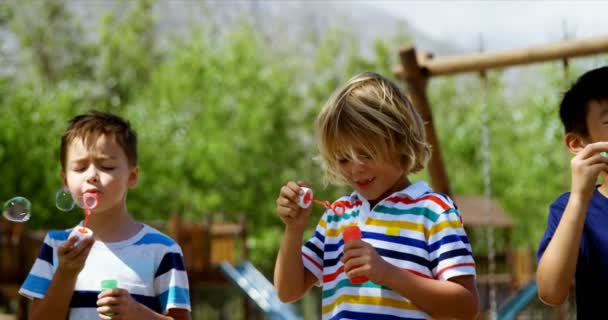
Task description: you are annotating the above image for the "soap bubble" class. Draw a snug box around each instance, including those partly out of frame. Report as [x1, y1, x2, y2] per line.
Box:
[2, 196, 32, 222]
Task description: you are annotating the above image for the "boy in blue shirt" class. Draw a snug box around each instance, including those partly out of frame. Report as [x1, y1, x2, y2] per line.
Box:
[19, 111, 191, 320]
[537, 66, 608, 318]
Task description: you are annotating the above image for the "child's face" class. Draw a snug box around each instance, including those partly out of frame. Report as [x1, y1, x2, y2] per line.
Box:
[584, 100, 608, 144]
[61, 134, 138, 213]
[337, 150, 406, 202]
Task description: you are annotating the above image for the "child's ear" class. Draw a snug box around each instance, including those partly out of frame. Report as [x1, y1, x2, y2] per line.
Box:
[128, 166, 139, 188]
[564, 132, 587, 154]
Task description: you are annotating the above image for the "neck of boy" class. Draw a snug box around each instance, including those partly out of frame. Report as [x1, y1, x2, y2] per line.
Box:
[598, 175, 608, 199]
[369, 176, 411, 209]
[85, 203, 142, 243]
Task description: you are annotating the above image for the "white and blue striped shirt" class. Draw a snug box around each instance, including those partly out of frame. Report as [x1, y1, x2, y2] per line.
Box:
[19, 223, 191, 319]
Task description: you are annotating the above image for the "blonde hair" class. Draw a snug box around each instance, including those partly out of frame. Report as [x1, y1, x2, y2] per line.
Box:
[316, 72, 431, 185]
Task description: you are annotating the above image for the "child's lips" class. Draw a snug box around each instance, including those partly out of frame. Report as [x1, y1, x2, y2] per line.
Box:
[356, 177, 375, 188]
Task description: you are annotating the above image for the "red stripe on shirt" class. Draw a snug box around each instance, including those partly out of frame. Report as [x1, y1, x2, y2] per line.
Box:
[323, 265, 345, 283]
[302, 252, 322, 272]
[435, 262, 476, 279]
[333, 200, 362, 209]
[386, 195, 451, 211]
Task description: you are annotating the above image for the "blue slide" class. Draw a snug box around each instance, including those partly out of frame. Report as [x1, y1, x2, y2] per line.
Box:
[219, 261, 302, 320]
[497, 280, 538, 320]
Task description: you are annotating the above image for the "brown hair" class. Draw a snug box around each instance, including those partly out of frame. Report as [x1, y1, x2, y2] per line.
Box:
[60, 110, 138, 171]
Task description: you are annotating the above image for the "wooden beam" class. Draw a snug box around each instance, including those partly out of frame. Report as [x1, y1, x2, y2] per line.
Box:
[394, 35, 608, 78]
[399, 48, 451, 195]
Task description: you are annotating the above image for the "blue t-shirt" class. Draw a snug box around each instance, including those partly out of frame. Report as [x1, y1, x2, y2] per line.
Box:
[537, 187, 608, 319]
[19, 223, 191, 319]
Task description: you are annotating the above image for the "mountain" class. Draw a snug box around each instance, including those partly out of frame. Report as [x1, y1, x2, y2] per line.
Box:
[68, 0, 460, 55]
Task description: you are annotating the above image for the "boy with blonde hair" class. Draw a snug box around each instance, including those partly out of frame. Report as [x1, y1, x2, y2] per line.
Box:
[19, 111, 191, 320]
[274, 72, 480, 319]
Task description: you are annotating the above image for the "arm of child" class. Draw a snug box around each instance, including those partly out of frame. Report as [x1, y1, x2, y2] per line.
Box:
[274, 224, 319, 302]
[273, 181, 318, 302]
[29, 236, 95, 320]
[96, 289, 191, 320]
[537, 142, 608, 305]
[342, 239, 479, 319]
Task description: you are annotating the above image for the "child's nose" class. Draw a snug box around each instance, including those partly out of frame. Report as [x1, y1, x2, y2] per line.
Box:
[351, 162, 365, 175]
[85, 166, 100, 183]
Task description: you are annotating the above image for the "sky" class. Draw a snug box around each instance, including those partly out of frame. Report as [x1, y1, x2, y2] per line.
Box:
[368, 1, 608, 52]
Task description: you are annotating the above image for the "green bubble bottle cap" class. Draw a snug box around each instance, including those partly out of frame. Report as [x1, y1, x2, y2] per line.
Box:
[100, 279, 118, 291]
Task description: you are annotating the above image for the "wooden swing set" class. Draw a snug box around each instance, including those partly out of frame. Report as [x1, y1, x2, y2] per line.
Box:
[394, 34, 608, 319]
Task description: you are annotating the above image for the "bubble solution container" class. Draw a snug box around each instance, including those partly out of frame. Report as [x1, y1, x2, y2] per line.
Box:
[100, 279, 118, 316]
[342, 225, 369, 284]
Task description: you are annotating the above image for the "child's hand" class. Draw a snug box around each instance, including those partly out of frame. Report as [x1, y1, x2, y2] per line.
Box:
[56, 235, 94, 276]
[276, 181, 312, 231]
[97, 288, 141, 320]
[341, 239, 390, 285]
[570, 142, 608, 200]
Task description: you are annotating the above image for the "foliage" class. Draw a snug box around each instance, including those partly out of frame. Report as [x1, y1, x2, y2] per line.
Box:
[3, 0, 608, 277]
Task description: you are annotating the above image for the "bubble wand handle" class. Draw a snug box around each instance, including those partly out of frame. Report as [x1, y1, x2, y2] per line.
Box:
[80, 192, 98, 231]
[297, 187, 346, 216]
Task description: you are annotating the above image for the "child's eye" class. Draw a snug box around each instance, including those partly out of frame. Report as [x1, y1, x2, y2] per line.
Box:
[101, 166, 116, 170]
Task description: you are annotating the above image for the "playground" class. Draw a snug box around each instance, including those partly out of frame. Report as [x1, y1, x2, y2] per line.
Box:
[2, 1, 608, 319]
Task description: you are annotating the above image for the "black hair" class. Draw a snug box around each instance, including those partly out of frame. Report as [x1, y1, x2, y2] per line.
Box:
[560, 66, 608, 135]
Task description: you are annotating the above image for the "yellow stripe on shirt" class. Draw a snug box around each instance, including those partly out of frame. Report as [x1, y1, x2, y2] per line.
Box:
[322, 294, 419, 314]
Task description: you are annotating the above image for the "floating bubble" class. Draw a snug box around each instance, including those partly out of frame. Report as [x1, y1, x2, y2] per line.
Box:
[2, 196, 32, 222]
[55, 188, 76, 212]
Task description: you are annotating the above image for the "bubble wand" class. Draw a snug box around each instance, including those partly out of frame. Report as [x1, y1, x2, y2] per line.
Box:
[69, 192, 99, 243]
[298, 187, 368, 284]
[80, 192, 99, 231]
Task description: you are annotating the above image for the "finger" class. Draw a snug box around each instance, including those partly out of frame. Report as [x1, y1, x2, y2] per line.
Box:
[280, 185, 299, 203]
[58, 237, 78, 254]
[96, 296, 112, 306]
[343, 239, 365, 251]
[97, 306, 118, 320]
[575, 155, 608, 173]
[341, 247, 363, 262]
[578, 142, 608, 159]
[587, 162, 608, 176]
[97, 312, 112, 320]
[286, 181, 303, 196]
[578, 151, 608, 164]
[64, 240, 92, 260]
[296, 181, 311, 188]
[344, 257, 366, 272]
[346, 262, 370, 278]
[277, 197, 300, 211]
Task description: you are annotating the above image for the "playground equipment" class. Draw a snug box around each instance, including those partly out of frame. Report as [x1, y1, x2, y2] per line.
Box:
[394, 34, 608, 319]
[219, 260, 301, 320]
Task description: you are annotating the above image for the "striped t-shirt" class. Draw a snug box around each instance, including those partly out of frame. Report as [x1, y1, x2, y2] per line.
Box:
[19, 223, 191, 319]
[301, 181, 476, 320]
